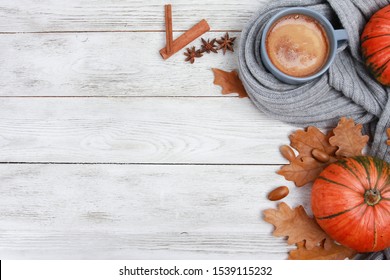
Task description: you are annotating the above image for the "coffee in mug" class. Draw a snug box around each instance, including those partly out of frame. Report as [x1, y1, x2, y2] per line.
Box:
[265, 14, 330, 77]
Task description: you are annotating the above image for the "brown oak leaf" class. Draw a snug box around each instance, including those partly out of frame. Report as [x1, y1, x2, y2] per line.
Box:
[387, 128, 390, 146]
[289, 126, 337, 158]
[329, 117, 369, 157]
[212, 68, 248, 98]
[277, 156, 336, 187]
[289, 241, 356, 260]
[263, 202, 330, 250]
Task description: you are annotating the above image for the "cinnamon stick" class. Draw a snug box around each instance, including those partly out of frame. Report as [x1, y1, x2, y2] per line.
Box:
[164, 4, 173, 55]
[160, 19, 210, 60]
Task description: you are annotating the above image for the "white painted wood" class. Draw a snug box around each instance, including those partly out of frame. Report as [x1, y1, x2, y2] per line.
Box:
[0, 32, 240, 97]
[0, 0, 312, 261]
[0, 98, 297, 164]
[0, 0, 268, 32]
[0, 164, 311, 259]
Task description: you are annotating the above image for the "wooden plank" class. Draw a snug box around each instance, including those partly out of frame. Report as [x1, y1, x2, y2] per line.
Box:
[0, 0, 268, 32]
[0, 97, 297, 164]
[0, 32, 240, 97]
[0, 164, 312, 259]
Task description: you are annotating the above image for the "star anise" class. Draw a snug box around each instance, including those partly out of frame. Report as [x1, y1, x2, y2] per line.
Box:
[200, 38, 218, 54]
[217, 32, 236, 55]
[184, 46, 203, 64]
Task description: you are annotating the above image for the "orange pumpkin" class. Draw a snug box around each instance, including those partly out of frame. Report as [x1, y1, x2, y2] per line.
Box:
[361, 5, 390, 86]
[311, 156, 390, 252]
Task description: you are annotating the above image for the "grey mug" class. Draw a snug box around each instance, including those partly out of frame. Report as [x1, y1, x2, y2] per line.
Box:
[260, 7, 349, 85]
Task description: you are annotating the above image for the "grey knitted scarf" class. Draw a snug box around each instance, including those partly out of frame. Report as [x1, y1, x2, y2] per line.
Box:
[238, 0, 390, 259]
[238, 0, 390, 162]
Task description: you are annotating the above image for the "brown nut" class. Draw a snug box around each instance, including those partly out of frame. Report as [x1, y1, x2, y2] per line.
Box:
[312, 148, 330, 163]
[267, 186, 289, 201]
[280, 145, 295, 161]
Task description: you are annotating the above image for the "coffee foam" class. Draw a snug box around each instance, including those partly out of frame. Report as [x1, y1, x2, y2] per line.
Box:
[265, 14, 330, 77]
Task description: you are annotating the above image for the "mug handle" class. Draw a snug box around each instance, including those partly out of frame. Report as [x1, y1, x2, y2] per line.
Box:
[334, 29, 349, 50]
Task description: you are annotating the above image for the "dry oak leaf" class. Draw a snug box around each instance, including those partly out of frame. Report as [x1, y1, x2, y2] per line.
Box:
[289, 126, 337, 159]
[329, 117, 369, 157]
[212, 68, 248, 98]
[277, 156, 329, 187]
[263, 202, 330, 250]
[289, 241, 356, 260]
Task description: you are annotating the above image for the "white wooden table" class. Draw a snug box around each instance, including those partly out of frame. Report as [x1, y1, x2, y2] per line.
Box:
[0, 0, 312, 259]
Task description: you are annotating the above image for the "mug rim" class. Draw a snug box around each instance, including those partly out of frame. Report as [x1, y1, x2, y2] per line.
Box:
[260, 7, 338, 83]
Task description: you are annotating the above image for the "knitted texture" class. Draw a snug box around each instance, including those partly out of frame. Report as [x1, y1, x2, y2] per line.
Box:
[238, 0, 390, 162]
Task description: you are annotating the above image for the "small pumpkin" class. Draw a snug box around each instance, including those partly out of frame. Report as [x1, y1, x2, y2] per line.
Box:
[311, 156, 390, 252]
[361, 5, 390, 86]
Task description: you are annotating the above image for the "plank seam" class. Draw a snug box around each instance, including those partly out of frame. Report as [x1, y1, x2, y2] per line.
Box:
[0, 96, 241, 98]
[0, 162, 282, 166]
[0, 30, 242, 35]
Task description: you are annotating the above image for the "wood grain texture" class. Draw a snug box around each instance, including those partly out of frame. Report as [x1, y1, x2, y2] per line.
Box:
[0, 97, 297, 164]
[0, 0, 268, 32]
[0, 32, 239, 97]
[0, 0, 311, 261]
[0, 164, 312, 259]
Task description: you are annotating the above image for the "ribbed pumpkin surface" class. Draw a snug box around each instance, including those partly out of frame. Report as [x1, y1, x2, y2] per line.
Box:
[361, 5, 390, 86]
[312, 156, 390, 252]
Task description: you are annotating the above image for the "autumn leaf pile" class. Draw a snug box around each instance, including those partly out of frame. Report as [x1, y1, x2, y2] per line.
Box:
[265, 117, 372, 260]
[277, 118, 369, 187]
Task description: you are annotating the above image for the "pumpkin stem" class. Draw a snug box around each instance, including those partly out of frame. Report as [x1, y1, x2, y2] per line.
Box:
[364, 189, 381, 206]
